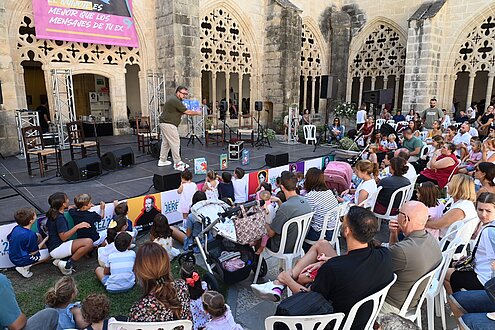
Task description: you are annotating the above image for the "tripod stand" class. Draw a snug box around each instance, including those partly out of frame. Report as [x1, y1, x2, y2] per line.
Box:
[254, 111, 271, 148]
[186, 116, 203, 146]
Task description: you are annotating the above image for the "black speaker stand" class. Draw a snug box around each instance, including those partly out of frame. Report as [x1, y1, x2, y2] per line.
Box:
[254, 111, 271, 149]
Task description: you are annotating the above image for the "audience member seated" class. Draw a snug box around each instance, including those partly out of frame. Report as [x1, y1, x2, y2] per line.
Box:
[452, 123, 472, 158]
[45, 276, 89, 329]
[428, 120, 443, 139]
[475, 162, 495, 196]
[328, 117, 345, 143]
[183, 191, 208, 251]
[425, 174, 478, 241]
[401, 128, 423, 166]
[374, 157, 411, 215]
[417, 182, 445, 239]
[95, 232, 135, 293]
[358, 117, 374, 144]
[264, 171, 312, 253]
[444, 192, 495, 295]
[129, 242, 192, 322]
[417, 143, 459, 189]
[46, 192, 94, 275]
[482, 138, 495, 162]
[381, 201, 442, 314]
[81, 294, 111, 330]
[393, 110, 406, 123]
[0, 274, 58, 330]
[251, 206, 393, 330]
[442, 109, 451, 127]
[340, 160, 378, 208]
[7, 207, 49, 278]
[444, 125, 457, 143]
[458, 140, 482, 174]
[69, 193, 107, 247]
[379, 149, 417, 183]
[455, 110, 470, 123]
[202, 290, 243, 330]
[303, 167, 339, 242]
[477, 105, 494, 140]
[448, 289, 495, 330]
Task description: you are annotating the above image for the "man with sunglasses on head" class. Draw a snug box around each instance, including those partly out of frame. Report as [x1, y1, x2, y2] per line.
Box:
[380, 201, 442, 314]
[158, 86, 201, 171]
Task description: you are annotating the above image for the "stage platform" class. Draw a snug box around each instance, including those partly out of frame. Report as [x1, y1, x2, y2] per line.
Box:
[0, 135, 336, 224]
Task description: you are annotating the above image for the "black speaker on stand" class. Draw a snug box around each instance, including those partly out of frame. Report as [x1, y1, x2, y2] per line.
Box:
[60, 156, 102, 181]
[362, 88, 394, 121]
[101, 147, 135, 170]
[320, 75, 338, 99]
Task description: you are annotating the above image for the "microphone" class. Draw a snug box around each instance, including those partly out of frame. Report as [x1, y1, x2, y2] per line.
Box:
[220, 200, 265, 218]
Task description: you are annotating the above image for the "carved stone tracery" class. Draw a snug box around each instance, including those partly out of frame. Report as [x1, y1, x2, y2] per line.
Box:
[300, 23, 321, 77]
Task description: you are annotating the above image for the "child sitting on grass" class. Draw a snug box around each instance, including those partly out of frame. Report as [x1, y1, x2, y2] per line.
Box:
[45, 276, 89, 329]
[81, 293, 110, 330]
[113, 201, 138, 240]
[202, 290, 242, 330]
[7, 207, 49, 278]
[69, 193, 106, 247]
[97, 215, 128, 267]
[150, 214, 180, 259]
[181, 262, 208, 330]
[95, 232, 135, 293]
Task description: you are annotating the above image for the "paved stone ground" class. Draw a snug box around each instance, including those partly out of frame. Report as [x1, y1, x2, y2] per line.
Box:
[217, 225, 459, 330]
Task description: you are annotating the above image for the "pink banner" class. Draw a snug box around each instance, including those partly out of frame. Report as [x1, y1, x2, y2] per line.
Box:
[32, 0, 139, 48]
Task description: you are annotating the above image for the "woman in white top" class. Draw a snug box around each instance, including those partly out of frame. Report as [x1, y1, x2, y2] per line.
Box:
[340, 160, 378, 208]
[444, 192, 495, 294]
[425, 174, 478, 242]
[303, 168, 339, 242]
[481, 138, 495, 163]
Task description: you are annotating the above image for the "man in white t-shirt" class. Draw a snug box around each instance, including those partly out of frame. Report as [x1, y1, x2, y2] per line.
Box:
[453, 123, 472, 158]
[356, 103, 367, 130]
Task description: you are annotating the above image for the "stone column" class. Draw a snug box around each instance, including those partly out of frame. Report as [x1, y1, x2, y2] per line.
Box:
[262, 1, 302, 120]
[109, 68, 130, 135]
[466, 72, 476, 111]
[358, 77, 365, 105]
[211, 71, 217, 123]
[225, 73, 230, 116]
[311, 76, 316, 112]
[371, 76, 376, 91]
[138, 70, 147, 116]
[485, 73, 495, 111]
[346, 73, 353, 103]
[303, 76, 308, 110]
[238, 74, 243, 126]
[395, 76, 401, 109]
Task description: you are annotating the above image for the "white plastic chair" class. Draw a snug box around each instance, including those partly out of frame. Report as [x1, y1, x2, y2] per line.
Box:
[426, 237, 462, 330]
[447, 162, 460, 183]
[375, 119, 386, 130]
[439, 220, 465, 252]
[419, 131, 429, 141]
[108, 320, 193, 330]
[405, 174, 419, 201]
[371, 185, 411, 229]
[304, 203, 349, 248]
[397, 265, 440, 327]
[419, 144, 434, 160]
[387, 119, 396, 125]
[253, 212, 314, 289]
[303, 125, 317, 145]
[265, 312, 345, 330]
[341, 274, 397, 330]
[358, 186, 383, 210]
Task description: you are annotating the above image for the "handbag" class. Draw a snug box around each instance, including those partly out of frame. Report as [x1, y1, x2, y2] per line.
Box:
[453, 225, 495, 272]
[232, 202, 266, 245]
[484, 276, 495, 305]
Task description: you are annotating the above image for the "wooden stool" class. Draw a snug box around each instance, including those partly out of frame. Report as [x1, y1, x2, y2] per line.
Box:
[237, 128, 254, 146]
[206, 129, 224, 146]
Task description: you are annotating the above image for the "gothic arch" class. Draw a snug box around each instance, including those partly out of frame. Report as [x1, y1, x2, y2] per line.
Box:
[199, 1, 259, 124]
[300, 17, 326, 77]
[347, 18, 407, 106]
[447, 4, 495, 111]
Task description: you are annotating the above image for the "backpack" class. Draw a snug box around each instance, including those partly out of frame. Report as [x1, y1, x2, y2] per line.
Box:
[324, 161, 353, 194]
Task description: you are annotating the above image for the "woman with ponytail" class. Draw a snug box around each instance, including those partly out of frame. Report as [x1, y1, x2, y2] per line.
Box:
[374, 157, 411, 215]
[45, 192, 93, 275]
[340, 160, 379, 208]
[129, 242, 191, 322]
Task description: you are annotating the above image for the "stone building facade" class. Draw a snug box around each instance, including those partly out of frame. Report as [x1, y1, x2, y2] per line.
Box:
[1, 0, 495, 155]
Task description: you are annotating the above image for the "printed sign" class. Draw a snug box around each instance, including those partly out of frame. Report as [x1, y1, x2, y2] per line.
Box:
[194, 158, 207, 175]
[32, 0, 139, 47]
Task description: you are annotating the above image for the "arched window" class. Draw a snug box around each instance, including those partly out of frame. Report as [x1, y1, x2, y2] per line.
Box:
[349, 23, 406, 108]
[453, 15, 495, 111]
[200, 8, 253, 125]
[300, 23, 322, 113]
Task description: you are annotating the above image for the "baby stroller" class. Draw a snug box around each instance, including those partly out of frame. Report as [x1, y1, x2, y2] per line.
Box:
[178, 199, 268, 286]
[324, 161, 353, 195]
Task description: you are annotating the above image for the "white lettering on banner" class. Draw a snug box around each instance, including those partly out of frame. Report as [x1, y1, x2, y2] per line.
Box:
[48, 7, 78, 16]
[0, 156, 325, 267]
[48, 16, 92, 28]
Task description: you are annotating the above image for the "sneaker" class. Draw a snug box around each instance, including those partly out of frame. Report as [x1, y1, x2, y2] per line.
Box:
[487, 312, 495, 321]
[251, 281, 283, 302]
[52, 259, 60, 267]
[158, 160, 172, 167]
[15, 266, 33, 278]
[57, 261, 73, 275]
[174, 161, 189, 171]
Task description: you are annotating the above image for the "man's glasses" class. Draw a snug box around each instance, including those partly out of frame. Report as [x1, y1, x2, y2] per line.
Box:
[179, 91, 189, 96]
[398, 211, 410, 222]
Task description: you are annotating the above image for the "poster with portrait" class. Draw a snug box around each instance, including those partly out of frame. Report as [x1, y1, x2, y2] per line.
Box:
[304, 157, 323, 174]
[127, 193, 161, 229]
[321, 155, 332, 170]
[248, 169, 269, 199]
[267, 165, 289, 193]
[288, 161, 305, 174]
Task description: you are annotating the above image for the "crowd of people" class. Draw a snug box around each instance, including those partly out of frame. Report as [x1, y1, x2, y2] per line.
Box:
[3, 99, 495, 329]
